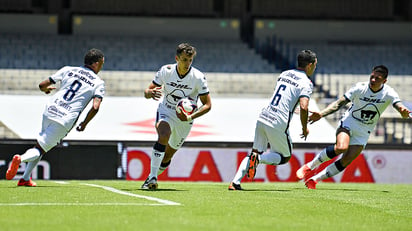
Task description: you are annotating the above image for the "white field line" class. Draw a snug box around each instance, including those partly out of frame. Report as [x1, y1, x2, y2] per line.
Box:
[52, 181, 69, 184]
[0, 202, 166, 206]
[82, 183, 181, 206]
[0, 182, 181, 206]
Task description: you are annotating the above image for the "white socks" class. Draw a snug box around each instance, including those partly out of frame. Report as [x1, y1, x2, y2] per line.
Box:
[23, 157, 41, 181]
[20, 148, 41, 162]
[149, 150, 165, 178]
[19, 148, 42, 181]
[232, 156, 250, 184]
[312, 162, 342, 182]
[307, 148, 332, 170]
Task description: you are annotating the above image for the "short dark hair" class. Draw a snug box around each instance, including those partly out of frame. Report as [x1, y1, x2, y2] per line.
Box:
[297, 50, 317, 68]
[84, 48, 104, 65]
[176, 43, 196, 57]
[372, 65, 389, 78]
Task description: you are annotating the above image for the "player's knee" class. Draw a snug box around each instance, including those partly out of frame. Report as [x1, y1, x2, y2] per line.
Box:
[335, 145, 348, 154]
[278, 156, 291, 165]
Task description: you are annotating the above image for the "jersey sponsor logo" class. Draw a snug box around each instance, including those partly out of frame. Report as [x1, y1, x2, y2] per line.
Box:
[78, 69, 96, 80]
[68, 72, 95, 87]
[166, 82, 192, 89]
[359, 97, 385, 103]
[47, 105, 67, 117]
[278, 76, 299, 87]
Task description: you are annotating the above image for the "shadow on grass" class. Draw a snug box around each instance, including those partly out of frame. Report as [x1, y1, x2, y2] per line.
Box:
[124, 188, 188, 192]
[319, 188, 390, 193]
[232, 189, 293, 192]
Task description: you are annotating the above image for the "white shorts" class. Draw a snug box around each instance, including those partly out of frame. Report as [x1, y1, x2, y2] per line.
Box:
[339, 117, 371, 146]
[253, 120, 292, 157]
[157, 104, 193, 150]
[37, 116, 69, 152]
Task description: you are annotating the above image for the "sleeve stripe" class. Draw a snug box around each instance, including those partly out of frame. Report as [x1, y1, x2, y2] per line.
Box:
[49, 77, 56, 84]
[153, 80, 161, 86]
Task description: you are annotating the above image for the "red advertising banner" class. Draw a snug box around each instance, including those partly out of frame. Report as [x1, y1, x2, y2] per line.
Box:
[126, 147, 412, 183]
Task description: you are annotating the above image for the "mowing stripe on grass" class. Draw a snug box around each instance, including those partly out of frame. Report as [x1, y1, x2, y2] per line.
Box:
[83, 183, 181, 206]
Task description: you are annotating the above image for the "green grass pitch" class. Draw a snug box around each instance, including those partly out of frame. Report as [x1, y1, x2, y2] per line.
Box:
[0, 180, 410, 231]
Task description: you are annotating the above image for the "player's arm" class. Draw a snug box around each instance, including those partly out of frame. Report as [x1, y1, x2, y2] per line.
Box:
[76, 97, 102, 132]
[188, 93, 211, 121]
[299, 96, 309, 140]
[38, 78, 56, 94]
[144, 82, 162, 100]
[309, 96, 350, 123]
[393, 102, 411, 119]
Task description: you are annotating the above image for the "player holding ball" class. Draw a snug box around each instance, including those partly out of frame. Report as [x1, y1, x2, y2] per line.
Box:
[141, 43, 212, 190]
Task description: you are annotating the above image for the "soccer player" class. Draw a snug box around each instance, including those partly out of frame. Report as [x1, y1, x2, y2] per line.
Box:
[296, 65, 411, 189]
[5, 48, 106, 186]
[141, 43, 212, 190]
[228, 50, 317, 190]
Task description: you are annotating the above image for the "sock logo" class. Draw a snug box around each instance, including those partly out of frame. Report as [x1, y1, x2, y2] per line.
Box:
[154, 152, 162, 157]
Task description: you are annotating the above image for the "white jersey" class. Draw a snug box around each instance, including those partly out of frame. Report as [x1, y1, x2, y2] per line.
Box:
[43, 66, 105, 130]
[341, 82, 401, 130]
[258, 69, 313, 130]
[153, 64, 209, 111]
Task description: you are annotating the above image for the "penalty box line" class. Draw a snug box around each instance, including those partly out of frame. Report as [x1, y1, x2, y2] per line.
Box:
[82, 183, 181, 206]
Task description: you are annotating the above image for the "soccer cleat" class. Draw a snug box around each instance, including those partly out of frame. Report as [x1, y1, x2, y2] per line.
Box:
[305, 179, 317, 189]
[141, 177, 158, 190]
[17, 178, 37, 187]
[247, 152, 259, 179]
[6, 155, 21, 180]
[228, 182, 243, 191]
[296, 164, 311, 180]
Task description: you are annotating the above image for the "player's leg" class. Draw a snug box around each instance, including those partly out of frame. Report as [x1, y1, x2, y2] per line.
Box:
[157, 145, 177, 176]
[254, 123, 291, 169]
[229, 122, 266, 189]
[16, 120, 65, 186]
[297, 127, 350, 180]
[6, 123, 48, 181]
[246, 121, 268, 180]
[259, 125, 292, 166]
[158, 160, 171, 176]
[142, 120, 170, 189]
[159, 119, 192, 176]
[308, 145, 363, 186]
[18, 144, 44, 185]
[229, 155, 250, 190]
[305, 124, 370, 189]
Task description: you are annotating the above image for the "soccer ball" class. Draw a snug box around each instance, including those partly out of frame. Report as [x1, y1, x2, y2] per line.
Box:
[176, 98, 197, 115]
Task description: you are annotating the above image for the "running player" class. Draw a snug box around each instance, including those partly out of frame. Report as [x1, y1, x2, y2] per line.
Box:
[228, 50, 317, 190]
[141, 43, 212, 190]
[296, 65, 411, 189]
[6, 48, 105, 186]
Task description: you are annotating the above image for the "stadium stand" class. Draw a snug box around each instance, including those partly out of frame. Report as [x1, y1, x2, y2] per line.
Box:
[0, 34, 275, 73]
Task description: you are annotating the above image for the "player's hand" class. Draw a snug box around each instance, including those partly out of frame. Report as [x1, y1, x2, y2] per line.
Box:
[176, 111, 192, 122]
[300, 127, 309, 140]
[308, 111, 322, 124]
[76, 122, 86, 131]
[399, 107, 411, 119]
[42, 86, 56, 94]
[151, 87, 162, 101]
